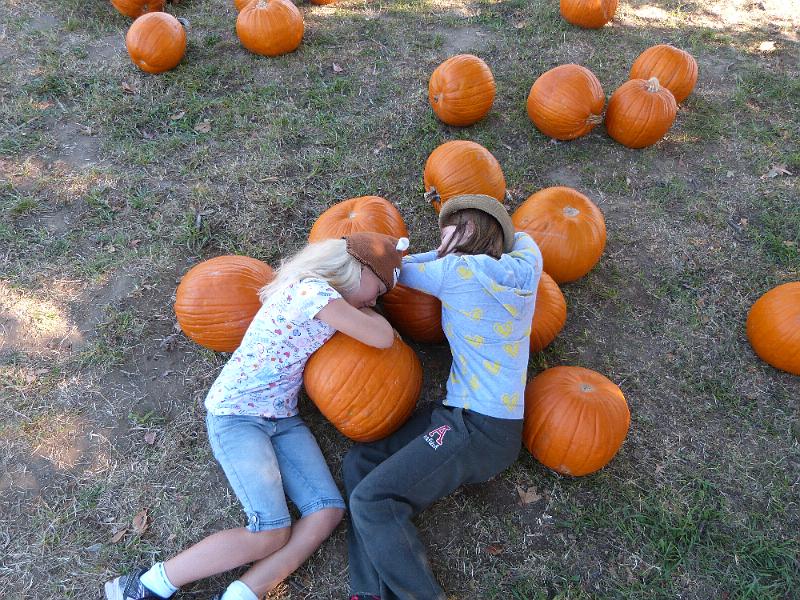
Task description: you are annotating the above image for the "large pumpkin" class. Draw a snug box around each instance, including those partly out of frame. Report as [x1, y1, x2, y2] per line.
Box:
[175, 256, 274, 352]
[125, 12, 186, 74]
[512, 187, 606, 283]
[304, 332, 422, 441]
[381, 284, 444, 344]
[423, 140, 506, 213]
[526, 64, 605, 141]
[111, 0, 165, 19]
[529, 272, 567, 352]
[429, 54, 496, 127]
[605, 77, 678, 148]
[559, 0, 618, 29]
[630, 44, 698, 104]
[309, 196, 408, 243]
[746, 282, 800, 375]
[523, 366, 630, 476]
[236, 0, 304, 57]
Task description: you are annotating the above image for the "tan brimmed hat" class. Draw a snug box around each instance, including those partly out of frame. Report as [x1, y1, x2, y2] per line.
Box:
[438, 194, 515, 253]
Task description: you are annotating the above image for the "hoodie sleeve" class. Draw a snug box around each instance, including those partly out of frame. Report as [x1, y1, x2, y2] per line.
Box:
[398, 252, 446, 297]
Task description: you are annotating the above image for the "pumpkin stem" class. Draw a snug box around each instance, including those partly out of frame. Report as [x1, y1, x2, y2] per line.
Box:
[563, 206, 580, 217]
[646, 77, 661, 93]
[348, 211, 357, 220]
[580, 383, 594, 393]
[256, 0, 268, 7]
[424, 187, 441, 206]
[586, 114, 603, 125]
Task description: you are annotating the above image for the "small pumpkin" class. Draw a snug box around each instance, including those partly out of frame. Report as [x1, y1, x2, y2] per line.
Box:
[630, 44, 698, 104]
[529, 272, 567, 353]
[304, 332, 422, 441]
[175, 255, 274, 352]
[526, 64, 605, 141]
[236, 0, 304, 57]
[423, 140, 507, 213]
[381, 284, 444, 344]
[429, 54, 496, 127]
[559, 0, 618, 29]
[309, 196, 409, 243]
[110, 0, 165, 19]
[746, 282, 800, 375]
[126, 12, 186, 74]
[512, 186, 606, 283]
[605, 77, 678, 148]
[523, 366, 630, 476]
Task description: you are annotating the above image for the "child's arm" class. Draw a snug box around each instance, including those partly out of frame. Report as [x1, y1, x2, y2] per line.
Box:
[316, 300, 394, 348]
[509, 232, 543, 269]
[401, 250, 439, 264]
[397, 255, 447, 297]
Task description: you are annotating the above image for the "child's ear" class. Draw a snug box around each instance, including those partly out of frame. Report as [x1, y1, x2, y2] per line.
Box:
[465, 220, 476, 237]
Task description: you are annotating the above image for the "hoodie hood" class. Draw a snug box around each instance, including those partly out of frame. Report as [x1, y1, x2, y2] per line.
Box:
[460, 252, 538, 318]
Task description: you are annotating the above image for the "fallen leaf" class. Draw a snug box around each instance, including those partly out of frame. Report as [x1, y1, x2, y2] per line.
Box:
[485, 544, 504, 555]
[132, 509, 149, 534]
[110, 528, 128, 543]
[516, 485, 542, 505]
[194, 119, 212, 133]
[758, 40, 776, 53]
[332, 63, 343, 73]
[783, 240, 797, 248]
[514, 21, 526, 29]
[144, 431, 157, 445]
[761, 164, 792, 179]
[170, 111, 186, 121]
[129, 239, 141, 248]
[106, 244, 116, 253]
[121, 82, 136, 94]
[726, 170, 734, 178]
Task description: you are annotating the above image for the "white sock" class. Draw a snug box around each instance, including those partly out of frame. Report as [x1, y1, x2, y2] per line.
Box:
[221, 580, 259, 600]
[139, 562, 179, 599]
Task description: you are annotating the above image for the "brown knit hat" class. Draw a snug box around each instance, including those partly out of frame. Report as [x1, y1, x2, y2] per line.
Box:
[438, 194, 515, 253]
[345, 232, 410, 291]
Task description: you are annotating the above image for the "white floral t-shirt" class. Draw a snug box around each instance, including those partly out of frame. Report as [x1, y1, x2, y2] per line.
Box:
[204, 278, 342, 418]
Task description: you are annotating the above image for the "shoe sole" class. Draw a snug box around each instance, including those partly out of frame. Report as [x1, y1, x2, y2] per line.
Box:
[104, 580, 122, 600]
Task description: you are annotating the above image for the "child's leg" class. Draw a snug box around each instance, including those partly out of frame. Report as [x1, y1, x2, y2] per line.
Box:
[162, 414, 296, 587]
[232, 415, 345, 597]
[348, 406, 521, 600]
[343, 403, 437, 596]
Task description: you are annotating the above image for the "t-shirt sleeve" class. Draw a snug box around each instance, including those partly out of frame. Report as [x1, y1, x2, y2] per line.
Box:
[292, 278, 343, 320]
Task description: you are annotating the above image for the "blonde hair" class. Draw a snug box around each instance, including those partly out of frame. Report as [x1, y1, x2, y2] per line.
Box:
[259, 239, 362, 302]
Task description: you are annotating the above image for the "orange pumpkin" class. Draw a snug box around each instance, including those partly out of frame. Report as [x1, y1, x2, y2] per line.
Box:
[304, 332, 422, 441]
[746, 282, 800, 375]
[429, 54, 496, 127]
[523, 366, 630, 476]
[559, 0, 618, 28]
[527, 64, 605, 141]
[309, 196, 408, 243]
[630, 44, 698, 104]
[125, 12, 186, 74]
[236, 0, 304, 57]
[529, 272, 567, 352]
[175, 256, 274, 352]
[512, 187, 606, 283]
[234, 0, 253, 11]
[605, 77, 678, 148]
[423, 140, 506, 213]
[381, 284, 444, 344]
[110, 0, 165, 19]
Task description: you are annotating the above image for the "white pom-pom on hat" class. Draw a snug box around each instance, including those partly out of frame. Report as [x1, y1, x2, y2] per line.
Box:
[396, 237, 410, 252]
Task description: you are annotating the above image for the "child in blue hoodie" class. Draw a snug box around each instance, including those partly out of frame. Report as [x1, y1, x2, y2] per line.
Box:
[344, 194, 543, 600]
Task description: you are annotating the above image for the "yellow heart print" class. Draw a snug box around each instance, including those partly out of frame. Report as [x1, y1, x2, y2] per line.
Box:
[503, 304, 519, 317]
[465, 334, 484, 348]
[490, 281, 505, 292]
[450, 371, 460, 384]
[458, 354, 467, 367]
[460, 308, 483, 320]
[494, 321, 513, 338]
[503, 342, 520, 358]
[446, 323, 454, 337]
[469, 375, 480, 390]
[502, 392, 520, 412]
[457, 266, 473, 279]
[416, 264, 426, 272]
[483, 360, 500, 375]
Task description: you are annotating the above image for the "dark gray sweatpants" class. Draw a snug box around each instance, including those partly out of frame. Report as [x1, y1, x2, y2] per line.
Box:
[343, 402, 523, 600]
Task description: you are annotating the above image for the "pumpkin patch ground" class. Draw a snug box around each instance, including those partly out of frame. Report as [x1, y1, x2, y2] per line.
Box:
[1, 1, 798, 598]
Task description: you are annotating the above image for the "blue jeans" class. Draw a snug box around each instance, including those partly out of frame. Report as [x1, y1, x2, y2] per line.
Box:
[206, 413, 345, 532]
[344, 402, 522, 600]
